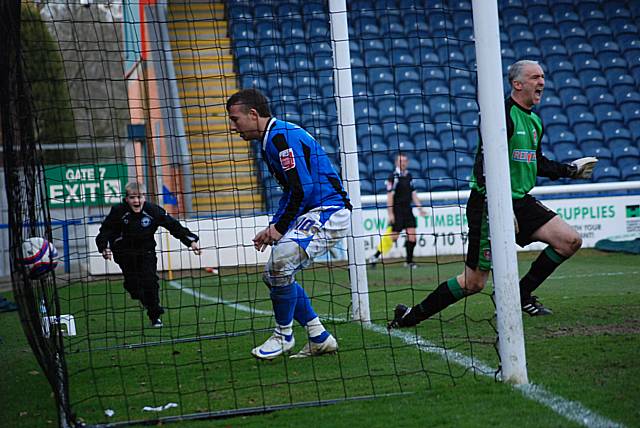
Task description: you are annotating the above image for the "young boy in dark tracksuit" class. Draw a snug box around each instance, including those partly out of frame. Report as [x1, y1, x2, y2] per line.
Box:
[96, 182, 201, 327]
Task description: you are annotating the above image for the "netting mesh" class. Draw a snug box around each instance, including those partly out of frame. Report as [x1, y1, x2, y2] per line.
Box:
[1, 1, 504, 426]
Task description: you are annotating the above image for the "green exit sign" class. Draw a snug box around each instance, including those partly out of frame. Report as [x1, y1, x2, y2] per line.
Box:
[46, 164, 128, 207]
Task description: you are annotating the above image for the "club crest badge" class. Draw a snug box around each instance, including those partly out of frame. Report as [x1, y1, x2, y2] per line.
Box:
[279, 148, 296, 171]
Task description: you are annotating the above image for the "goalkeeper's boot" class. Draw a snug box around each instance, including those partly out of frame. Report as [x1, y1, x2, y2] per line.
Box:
[290, 333, 338, 359]
[368, 254, 381, 267]
[387, 304, 412, 330]
[251, 331, 295, 360]
[521, 295, 553, 316]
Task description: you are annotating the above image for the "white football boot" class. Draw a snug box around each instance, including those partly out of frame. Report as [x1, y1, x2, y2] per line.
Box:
[290, 334, 338, 358]
[251, 331, 295, 360]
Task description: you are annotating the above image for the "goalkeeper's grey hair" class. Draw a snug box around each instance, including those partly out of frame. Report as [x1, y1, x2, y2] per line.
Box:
[125, 181, 146, 196]
[508, 60, 540, 84]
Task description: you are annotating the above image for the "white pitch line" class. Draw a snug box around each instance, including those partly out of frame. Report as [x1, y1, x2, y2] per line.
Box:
[547, 271, 640, 281]
[169, 280, 625, 428]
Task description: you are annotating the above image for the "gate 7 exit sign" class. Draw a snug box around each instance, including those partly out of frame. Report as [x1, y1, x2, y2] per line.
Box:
[46, 164, 128, 207]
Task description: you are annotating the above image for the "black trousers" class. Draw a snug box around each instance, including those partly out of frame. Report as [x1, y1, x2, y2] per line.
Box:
[115, 251, 161, 319]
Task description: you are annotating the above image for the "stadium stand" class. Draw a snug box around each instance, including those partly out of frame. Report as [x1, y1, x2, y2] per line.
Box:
[227, 0, 639, 204]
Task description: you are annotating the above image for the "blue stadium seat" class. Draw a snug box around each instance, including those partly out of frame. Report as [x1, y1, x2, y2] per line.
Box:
[361, 38, 385, 52]
[447, 152, 475, 171]
[554, 10, 580, 25]
[367, 67, 394, 84]
[561, 92, 588, 109]
[604, 127, 633, 150]
[358, 178, 374, 195]
[629, 121, 640, 141]
[385, 38, 410, 52]
[237, 58, 264, 75]
[228, 4, 253, 20]
[589, 92, 616, 109]
[592, 166, 621, 182]
[453, 166, 474, 184]
[612, 22, 638, 39]
[429, 177, 457, 192]
[451, 81, 475, 98]
[617, 91, 640, 108]
[255, 22, 280, 42]
[391, 50, 416, 67]
[313, 55, 333, 71]
[302, 2, 326, 19]
[547, 129, 577, 145]
[578, 7, 606, 28]
[276, 2, 300, 19]
[394, 67, 421, 84]
[409, 122, 435, 140]
[364, 50, 391, 68]
[412, 178, 429, 193]
[397, 81, 422, 96]
[567, 40, 595, 63]
[582, 145, 613, 168]
[546, 57, 574, 75]
[416, 136, 442, 153]
[357, 123, 383, 141]
[423, 156, 449, 178]
[405, 19, 430, 38]
[569, 111, 595, 128]
[559, 24, 587, 45]
[598, 54, 628, 75]
[621, 165, 640, 181]
[555, 146, 583, 164]
[421, 68, 446, 83]
[254, 3, 275, 19]
[263, 56, 289, 74]
[380, 21, 405, 39]
[609, 74, 636, 99]
[415, 50, 441, 67]
[620, 103, 640, 124]
[231, 24, 255, 46]
[586, 23, 613, 45]
[612, 146, 640, 169]
[241, 75, 268, 91]
[403, 96, 430, 122]
[382, 123, 410, 141]
[533, 26, 560, 43]
[424, 80, 449, 96]
[591, 40, 621, 57]
[557, 77, 582, 99]
[306, 19, 330, 42]
[281, 19, 306, 43]
[576, 129, 605, 148]
[353, 100, 377, 123]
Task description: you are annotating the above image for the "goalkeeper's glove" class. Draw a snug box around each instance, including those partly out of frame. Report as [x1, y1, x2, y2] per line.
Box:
[569, 156, 598, 179]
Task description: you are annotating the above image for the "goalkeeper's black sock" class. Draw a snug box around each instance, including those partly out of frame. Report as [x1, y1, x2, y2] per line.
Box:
[373, 250, 381, 258]
[403, 278, 465, 326]
[520, 246, 567, 301]
[405, 240, 416, 263]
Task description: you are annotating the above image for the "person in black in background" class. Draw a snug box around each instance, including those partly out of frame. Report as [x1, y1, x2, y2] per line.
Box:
[368, 153, 427, 269]
[96, 182, 201, 327]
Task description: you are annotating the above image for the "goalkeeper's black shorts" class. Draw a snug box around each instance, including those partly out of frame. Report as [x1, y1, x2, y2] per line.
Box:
[465, 190, 556, 271]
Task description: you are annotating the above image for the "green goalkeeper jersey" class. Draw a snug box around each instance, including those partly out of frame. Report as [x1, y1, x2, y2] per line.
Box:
[470, 97, 573, 199]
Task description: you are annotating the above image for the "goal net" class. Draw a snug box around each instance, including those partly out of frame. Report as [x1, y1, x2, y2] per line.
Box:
[2, 1, 505, 426]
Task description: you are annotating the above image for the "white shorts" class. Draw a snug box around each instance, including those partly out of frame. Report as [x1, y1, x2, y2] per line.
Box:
[264, 207, 351, 287]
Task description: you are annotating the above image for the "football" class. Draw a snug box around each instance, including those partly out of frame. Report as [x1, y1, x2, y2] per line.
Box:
[18, 237, 59, 278]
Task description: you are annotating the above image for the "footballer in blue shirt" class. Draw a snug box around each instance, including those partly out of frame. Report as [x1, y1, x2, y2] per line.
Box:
[227, 89, 351, 360]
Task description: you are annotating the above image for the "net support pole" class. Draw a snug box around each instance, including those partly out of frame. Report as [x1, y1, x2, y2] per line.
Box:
[329, 0, 370, 323]
[472, 0, 528, 384]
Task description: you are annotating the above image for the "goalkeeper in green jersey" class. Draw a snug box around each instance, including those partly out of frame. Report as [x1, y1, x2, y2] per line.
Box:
[389, 60, 598, 329]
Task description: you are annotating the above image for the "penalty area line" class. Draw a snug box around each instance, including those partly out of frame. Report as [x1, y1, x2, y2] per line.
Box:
[169, 280, 625, 428]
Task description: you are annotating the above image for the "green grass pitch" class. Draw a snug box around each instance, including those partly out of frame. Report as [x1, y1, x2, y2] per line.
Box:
[1, 249, 638, 427]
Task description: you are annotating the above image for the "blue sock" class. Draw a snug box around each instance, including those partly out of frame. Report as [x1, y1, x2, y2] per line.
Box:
[270, 284, 297, 336]
[293, 282, 317, 326]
